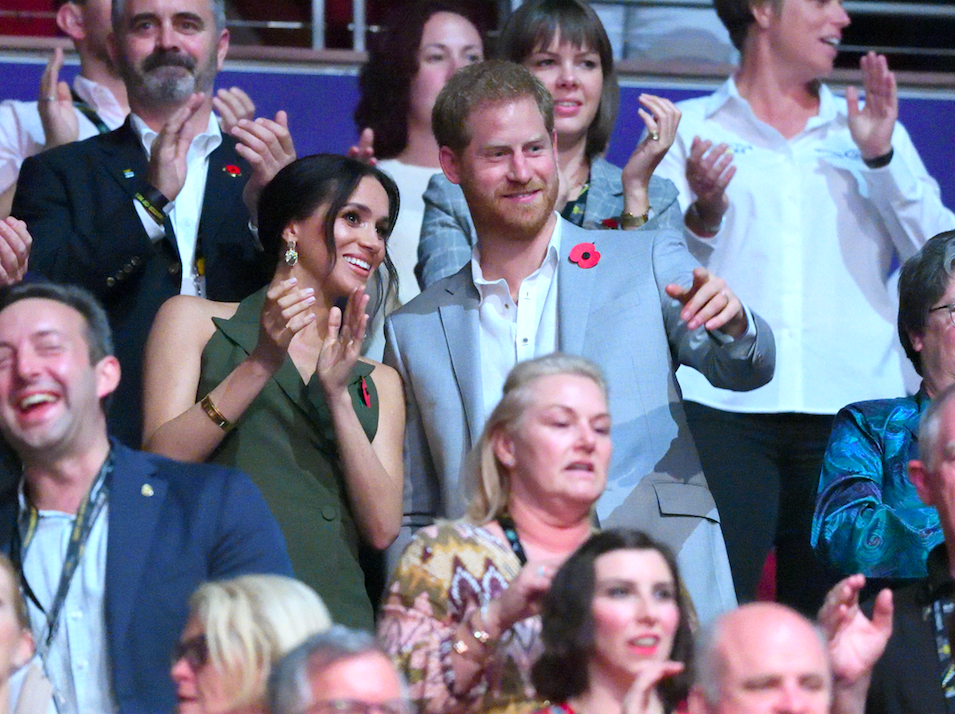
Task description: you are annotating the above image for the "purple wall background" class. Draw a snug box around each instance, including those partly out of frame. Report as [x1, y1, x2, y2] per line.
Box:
[2, 58, 953, 210]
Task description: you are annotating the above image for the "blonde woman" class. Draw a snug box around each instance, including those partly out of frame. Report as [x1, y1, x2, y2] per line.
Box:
[170, 574, 332, 714]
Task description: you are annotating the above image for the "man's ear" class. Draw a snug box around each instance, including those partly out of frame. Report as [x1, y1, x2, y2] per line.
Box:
[750, 0, 776, 30]
[12, 628, 34, 671]
[94, 355, 121, 401]
[909, 330, 925, 354]
[56, 2, 86, 41]
[909, 459, 932, 506]
[439, 145, 462, 185]
[215, 29, 230, 72]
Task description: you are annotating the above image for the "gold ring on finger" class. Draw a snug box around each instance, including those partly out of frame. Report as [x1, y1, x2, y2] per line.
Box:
[650, 130, 660, 141]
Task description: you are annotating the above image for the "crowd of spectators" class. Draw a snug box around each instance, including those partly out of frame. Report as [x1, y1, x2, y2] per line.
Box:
[0, 0, 952, 711]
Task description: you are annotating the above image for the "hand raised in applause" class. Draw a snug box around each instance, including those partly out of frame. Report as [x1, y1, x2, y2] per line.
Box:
[347, 128, 377, 165]
[484, 561, 556, 636]
[621, 661, 685, 714]
[213, 87, 256, 134]
[317, 287, 368, 404]
[847, 52, 898, 161]
[685, 137, 735, 234]
[818, 574, 893, 687]
[38, 48, 79, 150]
[232, 111, 297, 223]
[666, 267, 747, 338]
[620, 94, 681, 219]
[250, 276, 316, 372]
[146, 93, 206, 202]
[0, 217, 32, 285]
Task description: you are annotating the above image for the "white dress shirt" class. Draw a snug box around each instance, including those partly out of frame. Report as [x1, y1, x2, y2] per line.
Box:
[0, 75, 125, 195]
[472, 220, 562, 418]
[654, 78, 955, 414]
[130, 112, 222, 297]
[18, 487, 115, 714]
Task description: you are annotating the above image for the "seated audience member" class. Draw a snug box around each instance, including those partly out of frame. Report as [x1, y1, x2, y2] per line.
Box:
[652, 0, 955, 614]
[11, 0, 295, 447]
[531, 530, 693, 714]
[385, 60, 774, 623]
[171, 574, 332, 714]
[142, 155, 405, 631]
[867, 384, 955, 714]
[0, 0, 255, 220]
[0, 281, 293, 714]
[352, 0, 485, 358]
[0, 553, 51, 714]
[813, 231, 955, 582]
[379, 354, 611, 714]
[691, 583, 893, 714]
[415, 0, 683, 289]
[268, 626, 409, 714]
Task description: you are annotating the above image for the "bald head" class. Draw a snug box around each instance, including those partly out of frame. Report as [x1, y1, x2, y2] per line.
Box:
[692, 603, 832, 714]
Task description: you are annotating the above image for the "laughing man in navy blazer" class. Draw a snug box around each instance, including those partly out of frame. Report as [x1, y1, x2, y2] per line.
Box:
[0, 281, 292, 714]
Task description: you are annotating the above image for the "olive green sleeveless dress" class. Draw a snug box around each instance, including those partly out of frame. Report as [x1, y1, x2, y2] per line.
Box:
[198, 287, 378, 630]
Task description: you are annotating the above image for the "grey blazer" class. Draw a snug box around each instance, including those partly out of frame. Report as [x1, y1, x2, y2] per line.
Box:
[415, 156, 682, 289]
[385, 220, 776, 623]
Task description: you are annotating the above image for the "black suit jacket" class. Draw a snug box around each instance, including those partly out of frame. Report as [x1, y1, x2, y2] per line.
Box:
[12, 118, 270, 446]
[0, 441, 294, 713]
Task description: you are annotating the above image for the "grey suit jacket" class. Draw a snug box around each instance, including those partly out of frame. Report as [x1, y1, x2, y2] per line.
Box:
[415, 156, 682, 289]
[385, 220, 775, 622]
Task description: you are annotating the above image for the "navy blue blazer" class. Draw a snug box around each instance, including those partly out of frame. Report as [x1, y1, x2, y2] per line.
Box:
[0, 442, 293, 714]
[12, 119, 270, 447]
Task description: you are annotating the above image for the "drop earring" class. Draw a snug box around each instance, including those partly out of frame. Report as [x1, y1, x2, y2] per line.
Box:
[284, 239, 298, 266]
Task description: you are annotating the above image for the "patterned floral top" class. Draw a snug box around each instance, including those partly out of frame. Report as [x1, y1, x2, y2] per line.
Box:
[812, 389, 942, 580]
[378, 521, 546, 714]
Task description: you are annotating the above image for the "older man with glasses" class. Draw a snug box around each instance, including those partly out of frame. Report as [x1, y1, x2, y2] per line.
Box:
[813, 229, 955, 587]
[268, 627, 411, 714]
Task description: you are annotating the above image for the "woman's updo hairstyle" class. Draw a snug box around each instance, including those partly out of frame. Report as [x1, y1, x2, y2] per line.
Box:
[257, 154, 400, 314]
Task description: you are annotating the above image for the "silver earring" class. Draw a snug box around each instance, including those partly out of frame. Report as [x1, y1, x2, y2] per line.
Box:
[284, 240, 298, 266]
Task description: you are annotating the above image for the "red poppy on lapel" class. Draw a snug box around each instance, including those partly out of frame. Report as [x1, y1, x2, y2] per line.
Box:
[569, 242, 600, 269]
[360, 376, 371, 409]
[224, 164, 242, 177]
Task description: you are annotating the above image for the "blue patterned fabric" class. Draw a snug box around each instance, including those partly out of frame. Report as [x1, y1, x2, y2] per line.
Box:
[812, 390, 942, 579]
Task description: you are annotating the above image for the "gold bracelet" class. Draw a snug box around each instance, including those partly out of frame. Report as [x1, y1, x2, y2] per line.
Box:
[200, 394, 233, 432]
[451, 610, 494, 657]
[619, 210, 649, 229]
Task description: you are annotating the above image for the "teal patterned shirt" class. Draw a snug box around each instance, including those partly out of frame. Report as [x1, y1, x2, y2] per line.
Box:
[813, 389, 942, 579]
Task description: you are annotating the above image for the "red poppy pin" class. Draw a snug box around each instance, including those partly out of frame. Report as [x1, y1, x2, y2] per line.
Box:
[360, 376, 371, 409]
[601, 218, 619, 229]
[223, 164, 242, 177]
[569, 242, 600, 269]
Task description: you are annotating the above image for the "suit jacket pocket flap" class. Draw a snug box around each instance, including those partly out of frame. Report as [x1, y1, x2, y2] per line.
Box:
[652, 481, 719, 522]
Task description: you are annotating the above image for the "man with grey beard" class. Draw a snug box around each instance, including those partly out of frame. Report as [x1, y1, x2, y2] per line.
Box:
[9, 0, 296, 447]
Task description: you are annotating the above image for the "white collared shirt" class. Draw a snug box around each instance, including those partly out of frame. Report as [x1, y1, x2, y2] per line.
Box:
[18, 485, 115, 714]
[654, 78, 955, 413]
[130, 112, 222, 296]
[0, 75, 125, 195]
[473, 218, 562, 418]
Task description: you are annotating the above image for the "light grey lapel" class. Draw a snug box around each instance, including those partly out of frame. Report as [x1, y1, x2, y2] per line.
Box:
[438, 271, 485, 448]
[558, 221, 599, 356]
[582, 156, 623, 229]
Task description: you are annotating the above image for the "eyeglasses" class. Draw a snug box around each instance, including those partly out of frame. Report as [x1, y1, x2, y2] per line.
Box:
[930, 302, 955, 326]
[303, 699, 412, 714]
[171, 634, 208, 670]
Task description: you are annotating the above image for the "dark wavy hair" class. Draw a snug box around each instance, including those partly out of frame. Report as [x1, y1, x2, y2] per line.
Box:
[257, 154, 400, 315]
[532, 530, 693, 709]
[354, 0, 485, 160]
[898, 229, 955, 376]
[497, 0, 618, 160]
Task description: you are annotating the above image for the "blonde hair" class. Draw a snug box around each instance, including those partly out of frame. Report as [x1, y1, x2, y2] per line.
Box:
[189, 574, 332, 710]
[465, 353, 607, 524]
